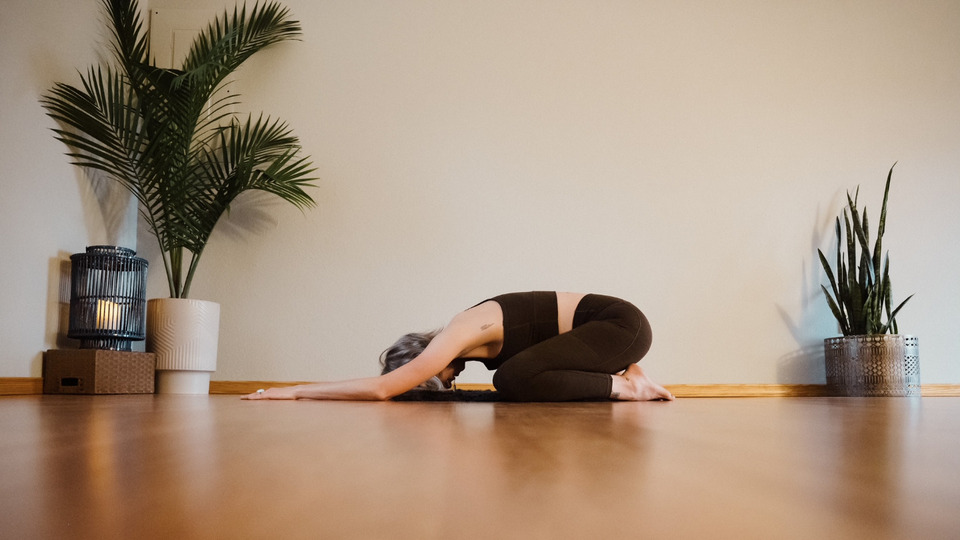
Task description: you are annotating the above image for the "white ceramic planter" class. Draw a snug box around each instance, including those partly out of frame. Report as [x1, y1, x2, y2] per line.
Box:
[147, 298, 220, 394]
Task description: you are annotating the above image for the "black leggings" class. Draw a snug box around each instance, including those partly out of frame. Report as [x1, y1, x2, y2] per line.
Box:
[492, 294, 652, 401]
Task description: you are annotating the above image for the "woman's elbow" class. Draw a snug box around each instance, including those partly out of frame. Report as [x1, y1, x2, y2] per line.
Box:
[370, 380, 395, 401]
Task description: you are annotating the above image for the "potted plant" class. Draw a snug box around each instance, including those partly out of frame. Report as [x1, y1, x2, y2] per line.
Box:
[41, 0, 315, 393]
[817, 164, 919, 396]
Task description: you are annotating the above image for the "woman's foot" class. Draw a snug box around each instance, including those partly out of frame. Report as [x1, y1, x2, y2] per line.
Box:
[611, 364, 674, 401]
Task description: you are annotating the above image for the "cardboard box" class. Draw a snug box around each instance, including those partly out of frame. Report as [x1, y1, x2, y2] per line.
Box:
[43, 349, 155, 394]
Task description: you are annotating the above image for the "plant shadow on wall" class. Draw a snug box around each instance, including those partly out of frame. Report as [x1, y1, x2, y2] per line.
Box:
[78, 171, 138, 247]
[48, 170, 137, 360]
[775, 203, 838, 384]
[40, 0, 316, 393]
[41, 254, 80, 377]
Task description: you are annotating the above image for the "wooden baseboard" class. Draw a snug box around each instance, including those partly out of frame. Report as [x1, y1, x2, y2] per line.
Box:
[0, 378, 43, 395]
[920, 384, 960, 397]
[4, 378, 960, 397]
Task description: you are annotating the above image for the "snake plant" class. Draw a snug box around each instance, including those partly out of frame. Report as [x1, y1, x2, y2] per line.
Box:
[41, 0, 315, 298]
[818, 164, 913, 335]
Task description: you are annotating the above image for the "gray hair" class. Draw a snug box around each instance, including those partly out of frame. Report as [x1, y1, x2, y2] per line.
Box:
[379, 330, 441, 375]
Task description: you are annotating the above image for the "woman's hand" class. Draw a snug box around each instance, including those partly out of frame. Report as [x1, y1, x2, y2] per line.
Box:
[241, 386, 298, 400]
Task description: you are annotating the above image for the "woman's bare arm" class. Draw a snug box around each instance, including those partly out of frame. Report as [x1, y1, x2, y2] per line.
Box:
[242, 377, 390, 401]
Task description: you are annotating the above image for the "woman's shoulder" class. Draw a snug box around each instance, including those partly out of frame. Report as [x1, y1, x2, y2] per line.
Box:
[442, 301, 504, 358]
[454, 298, 503, 324]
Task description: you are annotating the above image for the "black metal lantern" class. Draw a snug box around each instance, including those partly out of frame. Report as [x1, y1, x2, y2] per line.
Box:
[68, 246, 148, 351]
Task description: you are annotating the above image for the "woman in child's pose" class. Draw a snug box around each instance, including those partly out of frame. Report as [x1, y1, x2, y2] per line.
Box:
[244, 292, 673, 402]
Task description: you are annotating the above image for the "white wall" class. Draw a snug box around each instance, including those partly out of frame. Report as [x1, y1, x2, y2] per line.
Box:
[0, 0, 138, 376]
[3, 0, 958, 386]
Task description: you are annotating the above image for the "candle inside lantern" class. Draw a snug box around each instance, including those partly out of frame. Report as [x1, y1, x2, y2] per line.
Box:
[95, 299, 123, 331]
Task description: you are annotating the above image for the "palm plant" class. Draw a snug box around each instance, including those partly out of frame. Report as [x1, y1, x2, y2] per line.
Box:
[41, 0, 315, 298]
[818, 164, 913, 336]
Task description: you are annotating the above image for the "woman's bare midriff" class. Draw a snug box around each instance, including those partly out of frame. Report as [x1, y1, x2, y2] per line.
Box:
[556, 292, 588, 334]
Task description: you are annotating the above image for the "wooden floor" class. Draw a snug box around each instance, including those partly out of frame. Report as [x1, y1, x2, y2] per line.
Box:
[1, 396, 958, 539]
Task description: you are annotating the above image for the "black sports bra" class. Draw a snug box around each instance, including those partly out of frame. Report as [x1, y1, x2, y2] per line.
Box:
[470, 291, 559, 370]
